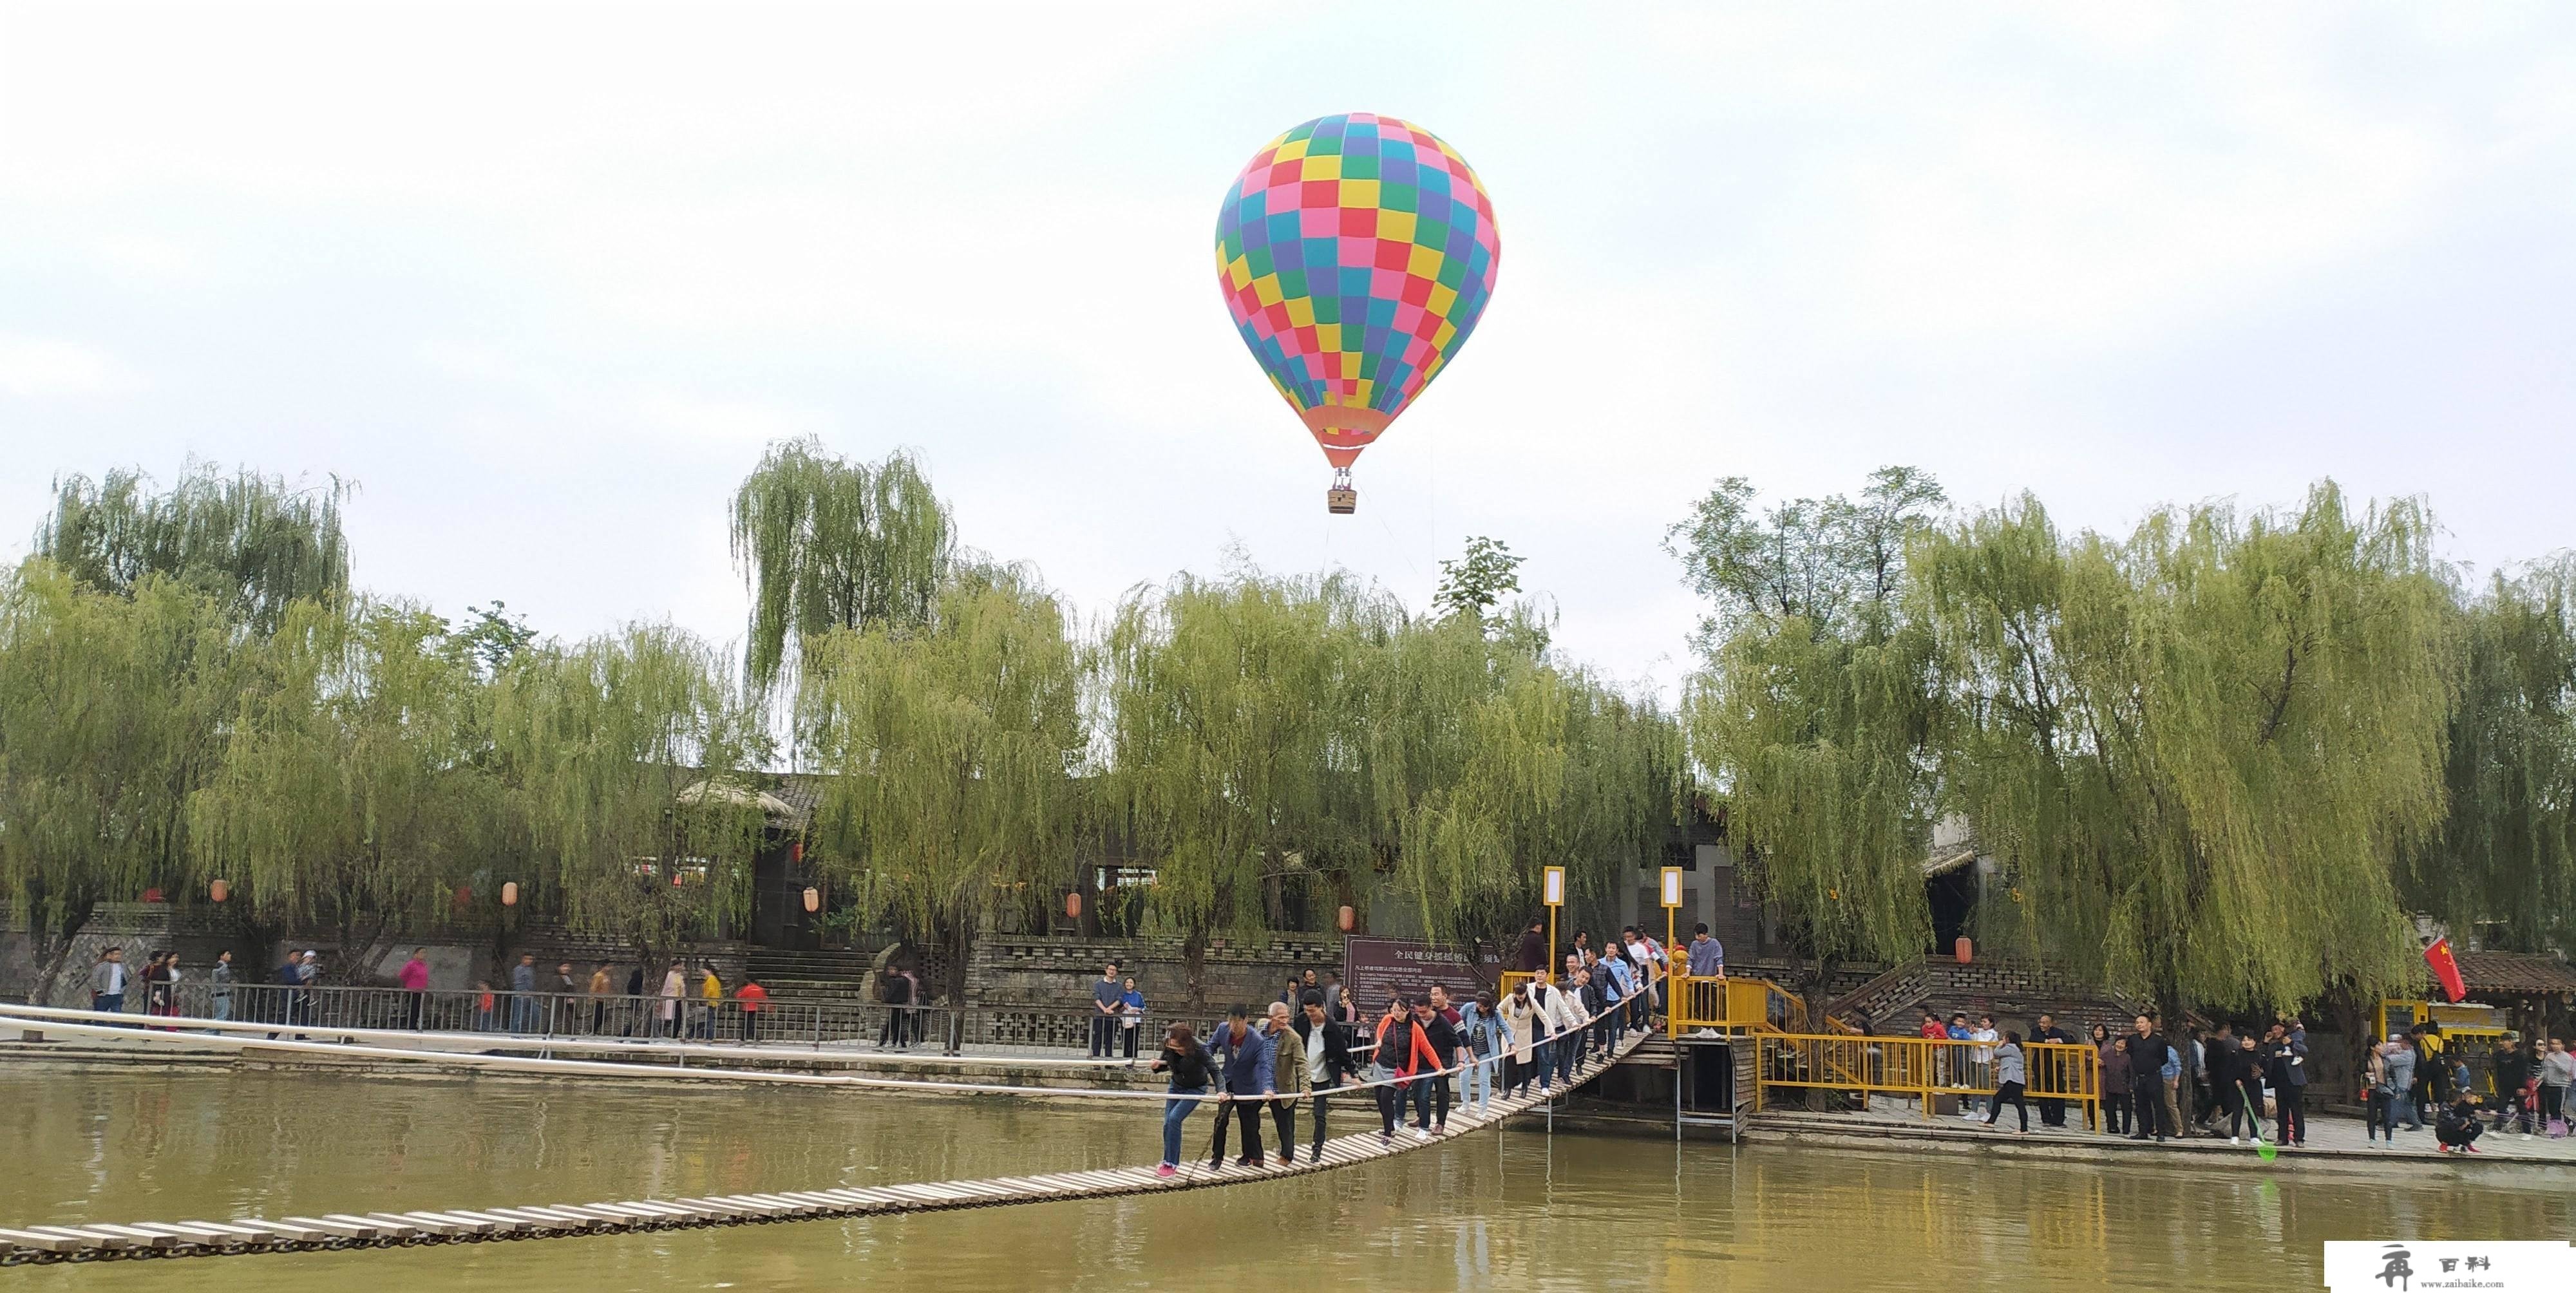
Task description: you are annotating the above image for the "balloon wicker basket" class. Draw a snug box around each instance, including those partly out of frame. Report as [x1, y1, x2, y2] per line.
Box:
[1327, 487, 1357, 514]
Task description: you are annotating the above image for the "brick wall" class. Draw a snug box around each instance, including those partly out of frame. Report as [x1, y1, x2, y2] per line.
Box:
[1830, 956, 2147, 1040]
[964, 932, 1341, 1047]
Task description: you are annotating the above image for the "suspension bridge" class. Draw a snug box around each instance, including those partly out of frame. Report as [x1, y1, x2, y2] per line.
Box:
[0, 1001, 1652, 1266]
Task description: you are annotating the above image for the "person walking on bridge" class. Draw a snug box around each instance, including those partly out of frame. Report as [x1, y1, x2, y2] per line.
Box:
[1261, 1002, 1307, 1161]
[1499, 983, 1541, 1098]
[1459, 990, 1509, 1113]
[1403, 997, 1466, 1136]
[1206, 1005, 1274, 1169]
[1148, 1023, 1215, 1178]
[1532, 975, 1585, 1090]
[1293, 990, 1360, 1158]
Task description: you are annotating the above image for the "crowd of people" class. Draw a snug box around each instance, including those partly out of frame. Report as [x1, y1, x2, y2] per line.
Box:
[2363, 1026, 2573, 1151]
[1141, 967, 1660, 1177]
[1908, 1007, 2575, 1151]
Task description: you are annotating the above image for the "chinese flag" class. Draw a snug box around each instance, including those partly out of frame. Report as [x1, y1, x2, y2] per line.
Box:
[2423, 936, 2467, 1003]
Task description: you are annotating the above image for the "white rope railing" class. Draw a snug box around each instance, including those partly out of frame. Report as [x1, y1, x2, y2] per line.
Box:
[0, 1002, 1633, 1105]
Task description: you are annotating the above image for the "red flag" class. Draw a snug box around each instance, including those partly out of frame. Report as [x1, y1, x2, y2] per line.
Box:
[2423, 936, 2467, 1003]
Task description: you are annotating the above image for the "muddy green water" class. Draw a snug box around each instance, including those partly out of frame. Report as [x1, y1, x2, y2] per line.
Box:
[2, 1066, 2565, 1290]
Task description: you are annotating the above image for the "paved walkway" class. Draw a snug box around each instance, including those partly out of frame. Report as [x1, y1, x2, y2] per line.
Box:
[1791, 1101, 2576, 1164]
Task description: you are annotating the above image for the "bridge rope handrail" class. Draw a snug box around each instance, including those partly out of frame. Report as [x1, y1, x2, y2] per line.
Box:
[0, 1011, 1659, 1265]
[0, 1001, 1583, 1104]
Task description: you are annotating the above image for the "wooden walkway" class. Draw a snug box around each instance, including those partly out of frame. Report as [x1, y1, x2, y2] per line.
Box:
[0, 1025, 1649, 1266]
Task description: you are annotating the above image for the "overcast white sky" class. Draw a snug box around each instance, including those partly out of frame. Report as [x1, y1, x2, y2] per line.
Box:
[4, 3, 2571, 692]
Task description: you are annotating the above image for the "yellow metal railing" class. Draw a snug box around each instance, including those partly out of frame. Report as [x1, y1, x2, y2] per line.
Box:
[1667, 975, 1807, 1037]
[1747, 1033, 2102, 1123]
[1498, 970, 1546, 997]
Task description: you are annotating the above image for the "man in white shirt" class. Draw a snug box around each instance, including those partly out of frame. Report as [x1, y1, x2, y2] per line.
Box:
[1538, 974, 1587, 1087]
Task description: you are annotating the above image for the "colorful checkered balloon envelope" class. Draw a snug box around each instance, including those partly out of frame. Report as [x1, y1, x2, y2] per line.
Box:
[1216, 113, 1500, 474]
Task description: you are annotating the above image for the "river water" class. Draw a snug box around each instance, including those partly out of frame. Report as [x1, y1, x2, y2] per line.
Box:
[3, 1065, 2564, 1290]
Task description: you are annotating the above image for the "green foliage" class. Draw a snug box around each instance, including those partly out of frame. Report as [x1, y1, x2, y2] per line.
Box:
[448, 601, 538, 678]
[1433, 535, 1526, 624]
[189, 598, 504, 976]
[2409, 559, 2576, 952]
[0, 565, 243, 990]
[1678, 468, 1949, 996]
[35, 464, 350, 632]
[1920, 485, 2456, 1012]
[732, 439, 952, 694]
[491, 624, 770, 956]
[1666, 466, 1946, 640]
[795, 565, 1084, 998]
[1388, 620, 1683, 965]
[1103, 568, 1389, 977]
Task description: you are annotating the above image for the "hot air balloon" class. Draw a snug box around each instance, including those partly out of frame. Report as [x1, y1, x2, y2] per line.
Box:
[1215, 113, 1500, 513]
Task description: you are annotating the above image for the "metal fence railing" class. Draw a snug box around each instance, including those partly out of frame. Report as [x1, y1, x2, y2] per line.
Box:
[1749, 1033, 2103, 1124]
[108, 982, 961, 1053]
[75, 983, 1605, 1064]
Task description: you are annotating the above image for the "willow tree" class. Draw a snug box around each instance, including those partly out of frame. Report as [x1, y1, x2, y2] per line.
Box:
[35, 464, 350, 632]
[1101, 568, 1390, 1005]
[1919, 484, 2456, 1019]
[2407, 558, 2576, 952]
[492, 625, 768, 966]
[731, 439, 952, 694]
[1674, 467, 1949, 1012]
[188, 599, 504, 981]
[1383, 609, 1683, 974]
[795, 565, 1083, 1003]
[0, 566, 242, 1002]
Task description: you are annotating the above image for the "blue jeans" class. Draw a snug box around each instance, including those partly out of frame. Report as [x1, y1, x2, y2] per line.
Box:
[1162, 1088, 1204, 1166]
[1463, 1052, 1493, 1108]
[1554, 1032, 1578, 1084]
[212, 995, 232, 1022]
[1532, 1037, 1556, 1088]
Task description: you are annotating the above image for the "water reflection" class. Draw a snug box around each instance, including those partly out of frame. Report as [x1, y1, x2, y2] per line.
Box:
[3, 1066, 2564, 1291]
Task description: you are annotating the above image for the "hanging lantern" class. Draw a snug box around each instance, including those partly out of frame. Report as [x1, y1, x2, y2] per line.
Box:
[502, 881, 520, 907]
[1065, 892, 1083, 920]
[791, 840, 804, 864]
[1337, 905, 1355, 932]
[209, 878, 230, 903]
[1954, 936, 1974, 965]
[802, 887, 820, 914]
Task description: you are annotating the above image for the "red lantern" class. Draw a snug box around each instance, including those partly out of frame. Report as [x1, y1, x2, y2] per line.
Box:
[1065, 892, 1083, 920]
[1954, 936, 1973, 965]
[453, 885, 473, 909]
[502, 881, 519, 907]
[1337, 905, 1355, 932]
[802, 887, 820, 914]
[791, 840, 804, 863]
[209, 878, 230, 903]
